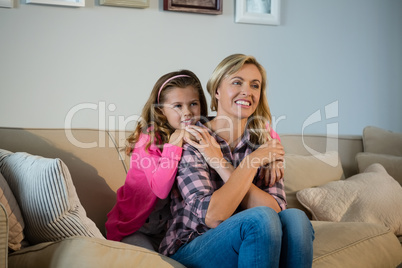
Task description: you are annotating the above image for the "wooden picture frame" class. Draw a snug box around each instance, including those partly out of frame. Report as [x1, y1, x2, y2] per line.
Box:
[100, 0, 148, 8]
[0, 0, 14, 8]
[235, 0, 280, 25]
[164, 0, 222, 15]
[26, 0, 84, 7]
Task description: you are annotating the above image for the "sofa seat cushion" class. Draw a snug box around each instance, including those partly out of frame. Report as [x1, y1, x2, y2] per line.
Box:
[312, 221, 402, 267]
[8, 237, 184, 268]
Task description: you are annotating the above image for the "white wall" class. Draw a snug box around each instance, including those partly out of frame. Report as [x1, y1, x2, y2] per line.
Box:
[1, 0, 401, 135]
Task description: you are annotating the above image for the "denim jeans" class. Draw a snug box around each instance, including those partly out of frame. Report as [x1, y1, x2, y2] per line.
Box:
[170, 207, 314, 268]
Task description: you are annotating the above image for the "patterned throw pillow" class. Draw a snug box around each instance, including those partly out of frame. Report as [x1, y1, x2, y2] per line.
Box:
[0, 149, 104, 245]
[0, 172, 25, 251]
[297, 163, 402, 236]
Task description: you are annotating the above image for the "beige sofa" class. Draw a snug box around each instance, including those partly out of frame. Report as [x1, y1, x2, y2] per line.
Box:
[0, 127, 401, 267]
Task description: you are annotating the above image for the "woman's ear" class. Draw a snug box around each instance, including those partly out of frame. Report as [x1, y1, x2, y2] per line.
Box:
[215, 88, 220, 100]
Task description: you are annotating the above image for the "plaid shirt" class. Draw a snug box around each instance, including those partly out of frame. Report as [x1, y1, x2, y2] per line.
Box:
[159, 122, 286, 256]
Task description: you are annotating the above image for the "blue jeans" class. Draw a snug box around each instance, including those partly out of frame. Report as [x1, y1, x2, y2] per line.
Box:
[170, 207, 314, 268]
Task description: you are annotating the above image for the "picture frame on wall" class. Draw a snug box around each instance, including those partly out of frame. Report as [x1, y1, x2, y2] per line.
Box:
[235, 0, 280, 25]
[26, 0, 84, 7]
[100, 0, 148, 8]
[0, 0, 14, 8]
[164, 0, 222, 15]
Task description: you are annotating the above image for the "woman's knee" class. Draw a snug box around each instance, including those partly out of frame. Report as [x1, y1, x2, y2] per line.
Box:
[279, 208, 315, 240]
[245, 207, 282, 234]
[280, 209, 310, 226]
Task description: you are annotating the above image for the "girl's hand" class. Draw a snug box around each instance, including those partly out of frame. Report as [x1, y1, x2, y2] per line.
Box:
[168, 129, 187, 147]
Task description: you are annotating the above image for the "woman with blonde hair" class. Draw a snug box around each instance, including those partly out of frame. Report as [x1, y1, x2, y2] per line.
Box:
[160, 54, 314, 267]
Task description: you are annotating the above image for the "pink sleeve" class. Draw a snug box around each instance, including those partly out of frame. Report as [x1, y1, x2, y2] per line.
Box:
[265, 122, 281, 142]
[135, 135, 183, 199]
[270, 128, 281, 142]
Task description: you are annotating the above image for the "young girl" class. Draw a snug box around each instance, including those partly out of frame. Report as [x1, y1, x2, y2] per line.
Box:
[105, 70, 208, 251]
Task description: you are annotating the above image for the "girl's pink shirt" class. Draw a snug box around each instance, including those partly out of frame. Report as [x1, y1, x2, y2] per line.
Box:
[266, 122, 281, 141]
[105, 133, 182, 242]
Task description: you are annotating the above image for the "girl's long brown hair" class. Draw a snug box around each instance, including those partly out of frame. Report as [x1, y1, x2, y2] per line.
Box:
[125, 70, 208, 155]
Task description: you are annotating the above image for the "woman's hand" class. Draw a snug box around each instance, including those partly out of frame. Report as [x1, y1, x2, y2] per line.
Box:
[184, 125, 234, 182]
[184, 125, 224, 167]
[263, 160, 285, 186]
[248, 139, 285, 169]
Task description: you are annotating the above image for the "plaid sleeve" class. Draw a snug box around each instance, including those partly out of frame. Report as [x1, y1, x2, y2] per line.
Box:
[176, 144, 214, 225]
[268, 178, 287, 211]
[255, 169, 287, 211]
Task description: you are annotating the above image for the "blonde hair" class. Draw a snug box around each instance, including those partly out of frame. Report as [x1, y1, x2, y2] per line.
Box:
[126, 70, 208, 155]
[206, 54, 272, 145]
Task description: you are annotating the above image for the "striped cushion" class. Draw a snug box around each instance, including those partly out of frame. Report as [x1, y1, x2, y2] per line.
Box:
[0, 149, 104, 245]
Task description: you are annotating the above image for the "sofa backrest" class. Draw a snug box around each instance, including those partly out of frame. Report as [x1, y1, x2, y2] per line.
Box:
[280, 134, 363, 178]
[0, 127, 128, 236]
[0, 127, 363, 236]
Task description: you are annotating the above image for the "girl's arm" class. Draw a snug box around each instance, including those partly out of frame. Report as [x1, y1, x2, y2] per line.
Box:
[135, 133, 183, 199]
[263, 127, 285, 186]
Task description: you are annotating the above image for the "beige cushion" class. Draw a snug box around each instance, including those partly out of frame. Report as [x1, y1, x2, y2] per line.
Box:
[297, 163, 402, 236]
[0, 172, 25, 251]
[0, 149, 104, 245]
[312, 221, 402, 267]
[0, 203, 7, 268]
[8, 237, 184, 268]
[356, 152, 402, 185]
[363, 126, 402, 156]
[284, 152, 344, 216]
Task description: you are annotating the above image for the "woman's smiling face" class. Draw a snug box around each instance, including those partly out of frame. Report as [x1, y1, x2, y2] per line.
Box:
[215, 63, 262, 120]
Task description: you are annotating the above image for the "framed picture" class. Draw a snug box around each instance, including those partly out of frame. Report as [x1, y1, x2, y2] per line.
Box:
[26, 0, 84, 7]
[164, 0, 222, 15]
[100, 0, 148, 8]
[235, 0, 280, 25]
[0, 0, 14, 7]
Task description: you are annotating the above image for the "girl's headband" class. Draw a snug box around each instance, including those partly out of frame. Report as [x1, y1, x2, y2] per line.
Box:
[157, 74, 191, 104]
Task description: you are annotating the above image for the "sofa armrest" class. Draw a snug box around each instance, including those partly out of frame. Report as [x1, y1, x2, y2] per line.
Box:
[0, 203, 8, 268]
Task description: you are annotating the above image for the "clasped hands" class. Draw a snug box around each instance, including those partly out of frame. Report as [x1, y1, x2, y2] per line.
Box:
[173, 125, 285, 187]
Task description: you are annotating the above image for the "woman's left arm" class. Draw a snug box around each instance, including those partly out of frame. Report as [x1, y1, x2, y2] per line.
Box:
[240, 181, 286, 212]
[186, 125, 286, 213]
[240, 137, 287, 212]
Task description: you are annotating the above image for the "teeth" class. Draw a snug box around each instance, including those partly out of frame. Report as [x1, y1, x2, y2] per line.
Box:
[235, 100, 251, 106]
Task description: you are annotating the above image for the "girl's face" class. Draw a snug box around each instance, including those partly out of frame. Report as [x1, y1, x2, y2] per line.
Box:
[160, 86, 201, 130]
[215, 64, 262, 120]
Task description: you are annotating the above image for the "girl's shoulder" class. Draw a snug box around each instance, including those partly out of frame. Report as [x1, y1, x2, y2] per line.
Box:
[133, 132, 151, 149]
[134, 132, 164, 153]
[265, 122, 280, 141]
